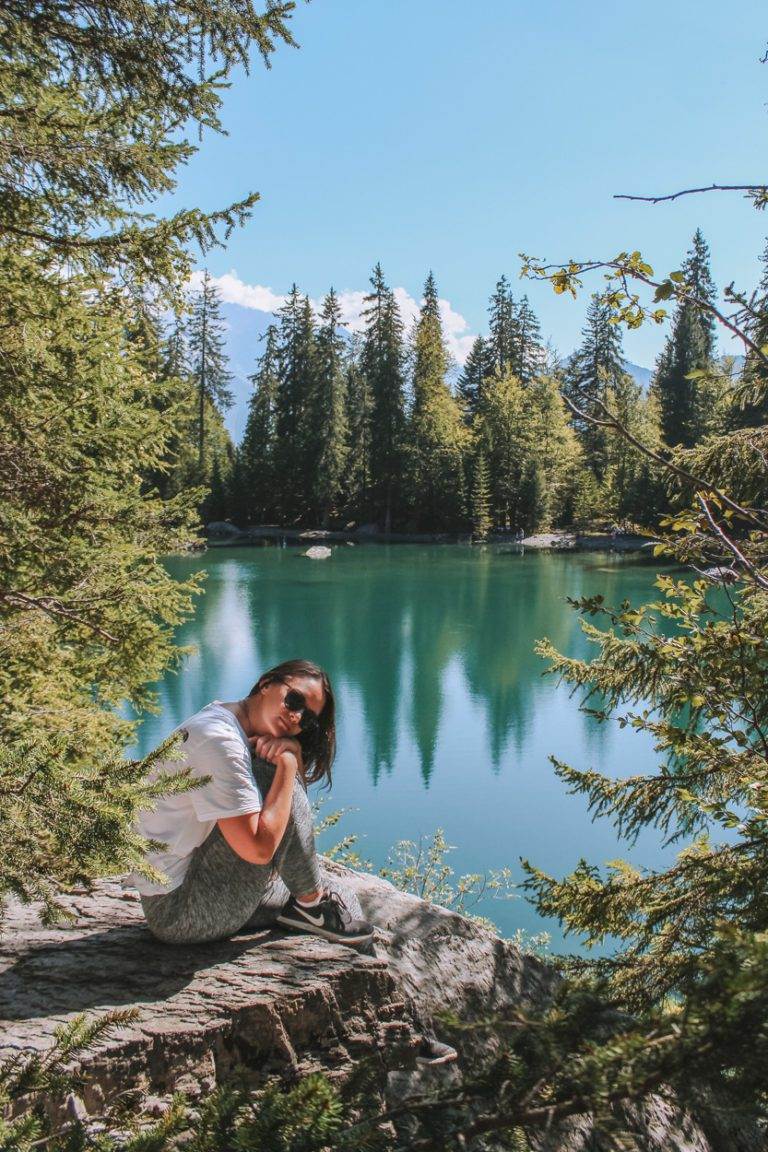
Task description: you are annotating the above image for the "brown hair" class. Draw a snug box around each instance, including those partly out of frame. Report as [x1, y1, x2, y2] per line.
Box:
[248, 658, 336, 788]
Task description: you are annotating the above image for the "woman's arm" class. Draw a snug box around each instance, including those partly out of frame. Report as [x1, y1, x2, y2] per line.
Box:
[218, 737, 302, 864]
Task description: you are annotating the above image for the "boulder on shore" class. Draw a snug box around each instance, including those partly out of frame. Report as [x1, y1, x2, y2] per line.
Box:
[205, 521, 241, 540]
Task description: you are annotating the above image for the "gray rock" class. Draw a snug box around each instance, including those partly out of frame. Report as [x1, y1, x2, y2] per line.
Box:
[521, 532, 577, 550]
[0, 869, 759, 1149]
[206, 521, 241, 539]
[65, 1092, 88, 1122]
[701, 565, 738, 583]
[304, 545, 332, 559]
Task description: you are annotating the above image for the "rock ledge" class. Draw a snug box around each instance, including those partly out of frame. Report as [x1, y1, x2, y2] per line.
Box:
[0, 866, 758, 1150]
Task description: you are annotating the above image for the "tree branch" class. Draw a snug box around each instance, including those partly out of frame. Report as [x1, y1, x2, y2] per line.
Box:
[562, 391, 767, 530]
[1, 591, 119, 642]
[614, 184, 768, 204]
[696, 495, 768, 590]
[527, 257, 768, 373]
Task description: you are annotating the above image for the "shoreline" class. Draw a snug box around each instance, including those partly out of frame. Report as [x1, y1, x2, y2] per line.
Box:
[204, 523, 657, 552]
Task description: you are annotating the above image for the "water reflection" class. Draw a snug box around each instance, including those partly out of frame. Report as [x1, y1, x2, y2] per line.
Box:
[138, 545, 665, 791]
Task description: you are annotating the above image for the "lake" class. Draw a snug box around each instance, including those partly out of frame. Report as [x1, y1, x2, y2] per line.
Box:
[130, 543, 680, 952]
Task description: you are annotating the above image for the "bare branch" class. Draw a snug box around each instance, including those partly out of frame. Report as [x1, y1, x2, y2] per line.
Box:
[614, 184, 768, 204]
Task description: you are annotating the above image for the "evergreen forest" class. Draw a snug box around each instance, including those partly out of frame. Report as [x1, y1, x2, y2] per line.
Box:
[176, 232, 754, 538]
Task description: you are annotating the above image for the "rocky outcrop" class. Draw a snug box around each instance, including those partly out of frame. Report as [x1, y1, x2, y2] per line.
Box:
[0, 865, 759, 1149]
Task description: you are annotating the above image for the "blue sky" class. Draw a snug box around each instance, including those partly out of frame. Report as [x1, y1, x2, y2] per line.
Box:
[172, 0, 768, 369]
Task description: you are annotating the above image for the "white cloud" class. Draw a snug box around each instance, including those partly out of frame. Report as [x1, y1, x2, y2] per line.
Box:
[188, 269, 286, 314]
[438, 298, 476, 366]
[191, 270, 475, 365]
[334, 290, 368, 333]
[392, 286, 421, 335]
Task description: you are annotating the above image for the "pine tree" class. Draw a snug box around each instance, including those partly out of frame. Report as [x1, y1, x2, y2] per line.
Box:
[564, 293, 626, 482]
[273, 286, 317, 522]
[361, 264, 406, 532]
[525, 418, 768, 1129]
[311, 289, 349, 527]
[652, 229, 718, 448]
[470, 450, 492, 540]
[620, 387, 667, 526]
[237, 324, 280, 525]
[598, 370, 668, 525]
[186, 271, 234, 472]
[0, 252, 205, 916]
[477, 368, 582, 534]
[458, 335, 493, 424]
[1, 4, 295, 280]
[0, 0, 300, 915]
[405, 272, 469, 531]
[126, 292, 185, 499]
[487, 274, 518, 375]
[344, 335, 373, 524]
[157, 316, 195, 499]
[124, 287, 164, 380]
[512, 295, 543, 385]
[164, 316, 189, 382]
[202, 450, 231, 522]
[732, 238, 768, 428]
[477, 370, 530, 531]
[527, 374, 583, 529]
[152, 308, 234, 509]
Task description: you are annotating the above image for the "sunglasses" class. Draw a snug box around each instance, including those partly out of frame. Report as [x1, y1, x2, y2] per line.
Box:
[282, 687, 321, 734]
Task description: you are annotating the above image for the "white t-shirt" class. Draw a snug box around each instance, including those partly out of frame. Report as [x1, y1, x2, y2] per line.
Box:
[125, 701, 263, 896]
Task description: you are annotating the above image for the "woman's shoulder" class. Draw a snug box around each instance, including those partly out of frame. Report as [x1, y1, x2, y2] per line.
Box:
[180, 701, 244, 746]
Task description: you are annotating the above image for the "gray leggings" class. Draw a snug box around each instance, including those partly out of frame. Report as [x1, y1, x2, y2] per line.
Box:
[141, 758, 337, 946]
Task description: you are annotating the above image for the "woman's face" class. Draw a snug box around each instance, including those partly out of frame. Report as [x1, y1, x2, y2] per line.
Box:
[260, 675, 326, 738]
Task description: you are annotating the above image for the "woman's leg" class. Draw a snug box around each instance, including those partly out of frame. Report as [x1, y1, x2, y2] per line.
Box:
[142, 759, 321, 945]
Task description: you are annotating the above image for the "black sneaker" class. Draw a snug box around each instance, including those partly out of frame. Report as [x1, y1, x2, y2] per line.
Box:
[416, 1035, 459, 1067]
[276, 891, 375, 946]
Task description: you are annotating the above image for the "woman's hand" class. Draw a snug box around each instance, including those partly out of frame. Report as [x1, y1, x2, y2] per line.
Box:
[251, 734, 303, 770]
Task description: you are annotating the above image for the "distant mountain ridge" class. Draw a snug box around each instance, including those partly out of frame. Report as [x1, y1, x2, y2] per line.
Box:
[220, 302, 273, 440]
[624, 361, 652, 390]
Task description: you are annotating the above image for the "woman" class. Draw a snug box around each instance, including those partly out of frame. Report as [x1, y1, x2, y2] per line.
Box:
[130, 657, 457, 1065]
[132, 658, 374, 947]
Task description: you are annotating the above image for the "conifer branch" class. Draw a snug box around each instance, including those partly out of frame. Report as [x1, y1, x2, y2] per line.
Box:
[394, 1061, 673, 1151]
[1, 591, 120, 641]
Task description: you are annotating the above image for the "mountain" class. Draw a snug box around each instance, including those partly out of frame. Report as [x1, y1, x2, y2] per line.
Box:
[220, 303, 275, 441]
[623, 355, 744, 397]
[624, 360, 652, 390]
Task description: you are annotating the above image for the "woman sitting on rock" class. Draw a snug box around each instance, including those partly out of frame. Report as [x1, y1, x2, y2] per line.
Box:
[129, 657, 456, 1065]
[130, 658, 373, 948]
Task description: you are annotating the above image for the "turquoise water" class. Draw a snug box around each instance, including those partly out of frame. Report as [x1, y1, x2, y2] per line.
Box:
[131, 544, 681, 952]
